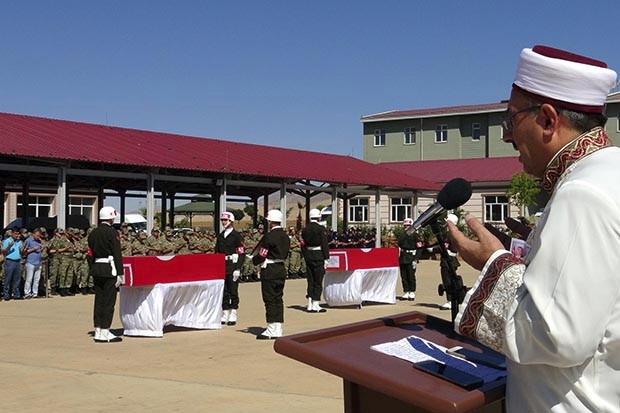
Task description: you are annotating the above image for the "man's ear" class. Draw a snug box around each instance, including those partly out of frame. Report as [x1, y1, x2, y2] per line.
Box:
[539, 104, 559, 135]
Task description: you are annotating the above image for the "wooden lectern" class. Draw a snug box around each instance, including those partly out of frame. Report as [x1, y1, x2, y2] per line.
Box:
[274, 311, 505, 413]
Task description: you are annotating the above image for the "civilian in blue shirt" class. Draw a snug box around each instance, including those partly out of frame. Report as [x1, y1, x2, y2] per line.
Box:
[23, 228, 44, 299]
[1, 228, 24, 300]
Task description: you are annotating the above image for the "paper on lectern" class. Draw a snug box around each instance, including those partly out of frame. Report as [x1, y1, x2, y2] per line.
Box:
[371, 335, 506, 383]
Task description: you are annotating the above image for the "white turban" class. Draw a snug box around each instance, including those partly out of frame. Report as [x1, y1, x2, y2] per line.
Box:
[513, 45, 617, 113]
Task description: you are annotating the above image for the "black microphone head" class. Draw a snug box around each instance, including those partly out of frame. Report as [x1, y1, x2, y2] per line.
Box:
[437, 178, 472, 210]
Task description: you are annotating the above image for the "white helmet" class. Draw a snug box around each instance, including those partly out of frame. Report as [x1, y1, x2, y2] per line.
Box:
[99, 206, 118, 221]
[266, 209, 283, 223]
[403, 218, 413, 226]
[309, 208, 321, 219]
[220, 212, 234, 222]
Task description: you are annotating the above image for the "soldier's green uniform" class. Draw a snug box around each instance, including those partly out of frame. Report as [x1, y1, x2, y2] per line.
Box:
[145, 229, 163, 256]
[38, 229, 49, 296]
[76, 231, 91, 294]
[286, 228, 305, 278]
[177, 230, 195, 255]
[131, 232, 148, 256]
[120, 234, 133, 256]
[242, 230, 260, 281]
[159, 231, 177, 256]
[47, 228, 65, 295]
[57, 230, 76, 296]
[199, 233, 215, 254]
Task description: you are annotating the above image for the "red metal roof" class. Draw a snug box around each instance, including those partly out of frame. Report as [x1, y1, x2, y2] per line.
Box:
[0, 112, 440, 191]
[361, 102, 508, 122]
[380, 157, 524, 185]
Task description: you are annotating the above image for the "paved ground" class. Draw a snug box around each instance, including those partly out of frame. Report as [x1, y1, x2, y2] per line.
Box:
[0, 259, 481, 413]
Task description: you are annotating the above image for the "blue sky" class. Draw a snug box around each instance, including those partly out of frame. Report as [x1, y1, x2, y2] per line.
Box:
[2, 1, 619, 159]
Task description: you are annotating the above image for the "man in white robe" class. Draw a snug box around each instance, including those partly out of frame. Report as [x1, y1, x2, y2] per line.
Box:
[448, 46, 620, 412]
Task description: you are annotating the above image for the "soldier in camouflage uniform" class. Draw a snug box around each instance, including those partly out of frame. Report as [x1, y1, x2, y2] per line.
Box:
[145, 228, 163, 256]
[159, 229, 177, 256]
[119, 223, 133, 257]
[176, 229, 193, 255]
[131, 231, 149, 256]
[47, 228, 66, 295]
[57, 228, 76, 296]
[38, 228, 49, 297]
[242, 228, 260, 282]
[286, 227, 305, 279]
[75, 229, 92, 295]
[199, 231, 215, 253]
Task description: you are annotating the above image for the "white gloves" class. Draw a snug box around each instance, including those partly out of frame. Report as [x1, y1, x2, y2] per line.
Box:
[412, 261, 417, 270]
[324, 260, 329, 269]
[115, 275, 125, 288]
[232, 270, 241, 282]
[231, 253, 239, 264]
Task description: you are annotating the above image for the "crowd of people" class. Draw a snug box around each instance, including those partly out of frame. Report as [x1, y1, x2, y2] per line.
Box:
[0, 219, 381, 301]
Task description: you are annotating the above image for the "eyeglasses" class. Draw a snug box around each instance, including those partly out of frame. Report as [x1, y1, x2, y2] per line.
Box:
[501, 105, 541, 133]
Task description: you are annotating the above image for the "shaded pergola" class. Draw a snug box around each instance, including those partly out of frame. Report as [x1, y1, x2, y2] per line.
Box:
[0, 112, 441, 246]
[173, 197, 215, 228]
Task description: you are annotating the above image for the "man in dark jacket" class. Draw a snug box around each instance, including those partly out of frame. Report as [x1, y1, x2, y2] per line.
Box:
[301, 208, 329, 312]
[214, 211, 245, 326]
[397, 218, 422, 301]
[252, 210, 290, 340]
[87, 206, 124, 343]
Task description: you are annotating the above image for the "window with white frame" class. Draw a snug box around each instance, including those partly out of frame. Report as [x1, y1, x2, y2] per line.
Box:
[349, 198, 369, 222]
[391, 197, 412, 222]
[17, 195, 53, 218]
[374, 129, 386, 146]
[69, 196, 95, 218]
[484, 195, 509, 222]
[435, 124, 448, 143]
[404, 127, 416, 145]
[472, 123, 481, 141]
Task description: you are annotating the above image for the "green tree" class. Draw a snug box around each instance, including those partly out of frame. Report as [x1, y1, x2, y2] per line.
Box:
[243, 202, 256, 221]
[230, 208, 245, 222]
[506, 172, 541, 215]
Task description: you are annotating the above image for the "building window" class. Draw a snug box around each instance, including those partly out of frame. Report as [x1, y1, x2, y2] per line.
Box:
[484, 195, 509, 223]
[472, 123, 481, 141]
[17, 195, 53, 218]
[404, 127, 416, 145]
[349, 198, 369, 222]
[69, 196, 95, 218]
[391, 197, 412, 222]
[435, 124, 448, 143]
[374, 129, 386, 147]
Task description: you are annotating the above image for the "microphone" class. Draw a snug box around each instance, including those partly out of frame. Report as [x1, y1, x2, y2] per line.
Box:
[405, 178, 472, 235]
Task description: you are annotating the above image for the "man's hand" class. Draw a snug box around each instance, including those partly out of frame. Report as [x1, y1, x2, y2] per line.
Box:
[232, 270, 241, 282]
[446, 214, 504, 271]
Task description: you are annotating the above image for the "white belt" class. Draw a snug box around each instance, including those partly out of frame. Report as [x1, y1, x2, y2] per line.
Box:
[261, 258, 284, 269]
[404, 250, 417, 253]
[225, 254, 239, 263]
[94, 256, 117, 276]
[306, 246, 322, 251]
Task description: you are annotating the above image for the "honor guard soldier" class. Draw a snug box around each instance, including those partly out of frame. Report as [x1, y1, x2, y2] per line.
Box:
[214, 212, 245, 326]
[301, 208, 329, 313]
[397, 218, 422, 301]
[253, 210, 290, 339]
[87, 206, 124, 343]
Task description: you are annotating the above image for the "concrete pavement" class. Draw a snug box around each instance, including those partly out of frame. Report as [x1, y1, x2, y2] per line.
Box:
[0, 260, 481, 413]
